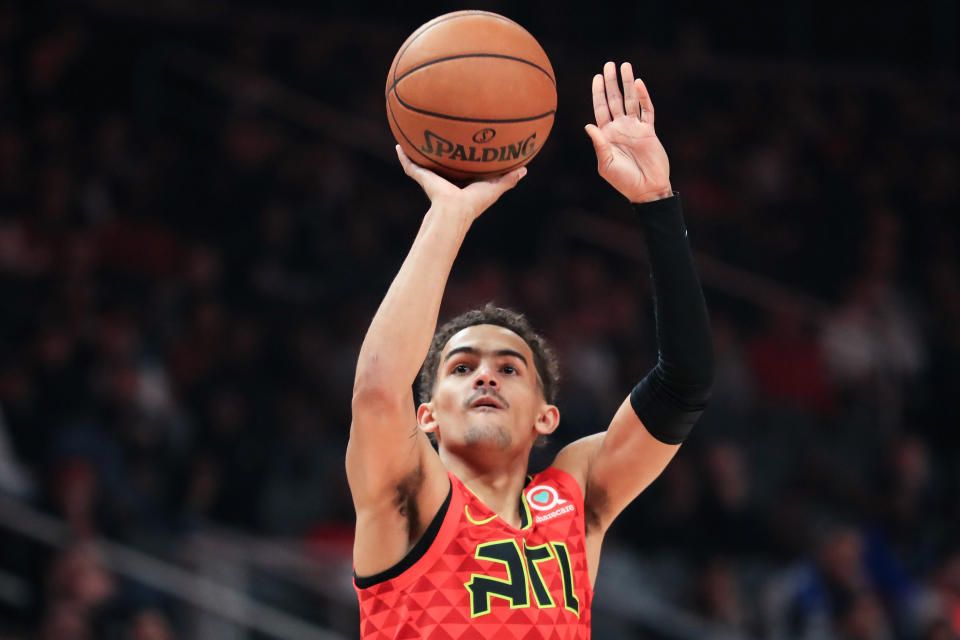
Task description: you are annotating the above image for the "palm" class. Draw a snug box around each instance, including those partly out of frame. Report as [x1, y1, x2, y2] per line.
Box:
[586, 62, 672, 203]
[595, 116, 669, 200]
[395, 146, 526, 220]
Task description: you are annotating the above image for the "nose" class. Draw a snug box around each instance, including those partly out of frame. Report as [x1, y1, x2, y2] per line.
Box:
[473, 365, 499, 389]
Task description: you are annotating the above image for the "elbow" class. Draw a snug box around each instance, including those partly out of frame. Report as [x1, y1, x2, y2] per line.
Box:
[684, 355, 714, 407]
[352, 355, 415, 420]
[660, 350, 714, 409]
[352, 353, 411, 402]
[685, 378, 713, 409]
[667, 374, 713, 410]
[351, 377, 409, 415]
[351, 361, 392, 405]
[351, 383, 389, 411]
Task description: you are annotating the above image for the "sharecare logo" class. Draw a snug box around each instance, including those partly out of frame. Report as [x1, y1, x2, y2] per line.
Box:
[526, 485, 568, 512]
[534, 504, 575, 524]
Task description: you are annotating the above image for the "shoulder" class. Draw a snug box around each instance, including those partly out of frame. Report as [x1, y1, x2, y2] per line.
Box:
[525, 466, 585, 521]
[548, 433, 605, 496]
[529, 467, 583, 501]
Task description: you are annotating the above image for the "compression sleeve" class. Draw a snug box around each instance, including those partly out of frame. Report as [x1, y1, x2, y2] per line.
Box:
[629, 193, 714, 444]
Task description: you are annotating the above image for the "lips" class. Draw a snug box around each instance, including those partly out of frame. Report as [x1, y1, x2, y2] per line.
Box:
[468, 393, 505, 410]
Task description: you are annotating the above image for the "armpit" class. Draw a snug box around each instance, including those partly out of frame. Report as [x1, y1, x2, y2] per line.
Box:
[583, 479, 608, 535]
[394, 463, 424, 540]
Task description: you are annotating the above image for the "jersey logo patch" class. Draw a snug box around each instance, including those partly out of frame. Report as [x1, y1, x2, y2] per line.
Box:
[525, 484, 567, 511]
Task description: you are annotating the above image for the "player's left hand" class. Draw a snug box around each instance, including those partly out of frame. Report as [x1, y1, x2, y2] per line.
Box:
[585, 62, 672, 203]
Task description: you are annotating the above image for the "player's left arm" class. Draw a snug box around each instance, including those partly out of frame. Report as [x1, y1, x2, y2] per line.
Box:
[553, 62, 714, 535]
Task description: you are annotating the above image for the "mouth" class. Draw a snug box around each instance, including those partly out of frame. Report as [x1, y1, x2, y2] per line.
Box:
[469, 395, 505, 410]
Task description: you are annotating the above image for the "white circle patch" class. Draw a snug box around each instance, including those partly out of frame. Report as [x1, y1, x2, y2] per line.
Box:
[526, 484, 568, 512]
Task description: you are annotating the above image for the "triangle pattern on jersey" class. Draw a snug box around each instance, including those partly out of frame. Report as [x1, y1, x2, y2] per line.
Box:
[459, 626, 489, 640]
[355, 467, 592, 639]
[395, 622, 422, 640]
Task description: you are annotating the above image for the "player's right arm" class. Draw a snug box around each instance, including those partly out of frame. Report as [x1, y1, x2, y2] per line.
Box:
[348, 146, 526, 577]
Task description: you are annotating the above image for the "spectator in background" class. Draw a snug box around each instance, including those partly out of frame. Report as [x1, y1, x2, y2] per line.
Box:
[258, 388, 352, 535]
[703, 314, 755, 422]
[766, 523, 922, 639]
[872, 434, 941, 573]
[37, 598, 89, 640]
[820, 208, 926, 432]
[747, 306, 837, 418]
[626, 451, 703, 550]
[0, 404, 34, 498]
[553, 255, 625, 441]
[698, 441, 767, 556]
[124, 608, 177, 640]
[924, 254, 960, 452]
[183, 385, 263, 529]
[49, 458, 100, 538]
[693, 556, 752, 634]
[920, 619, 957, 640]
[834, 592, 895, 640]
[931, 551, 960, 637]
[39, 543, 115, 640]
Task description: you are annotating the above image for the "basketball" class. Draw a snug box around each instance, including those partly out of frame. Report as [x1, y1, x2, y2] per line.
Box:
[386, 11, 556, 181]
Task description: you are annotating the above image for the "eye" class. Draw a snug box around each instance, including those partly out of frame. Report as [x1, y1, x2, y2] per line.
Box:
[501, 365, 517, 375]
[453, 363, 472, 375]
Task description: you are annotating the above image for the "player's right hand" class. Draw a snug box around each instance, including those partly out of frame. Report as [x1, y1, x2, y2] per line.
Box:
[396, 145, 526, 221]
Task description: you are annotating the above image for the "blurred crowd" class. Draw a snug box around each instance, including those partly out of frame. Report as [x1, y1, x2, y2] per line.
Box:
[0, 3, 958, 639]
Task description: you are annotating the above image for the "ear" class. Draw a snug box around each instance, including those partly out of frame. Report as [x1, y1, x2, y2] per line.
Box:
[534, 404, 560, 437]
[417, 402, 440, 438]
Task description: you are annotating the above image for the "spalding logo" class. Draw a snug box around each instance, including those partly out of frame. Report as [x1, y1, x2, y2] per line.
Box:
[421, 130, 537, 163]
[472, 128, 497, 144]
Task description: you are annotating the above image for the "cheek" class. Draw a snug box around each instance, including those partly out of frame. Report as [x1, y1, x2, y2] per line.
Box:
[506, 382, 540, 414]
[433, 380, 466, 412]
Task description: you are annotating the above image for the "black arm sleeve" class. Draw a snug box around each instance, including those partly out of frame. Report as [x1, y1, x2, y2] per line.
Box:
[629, 193, 714, 444]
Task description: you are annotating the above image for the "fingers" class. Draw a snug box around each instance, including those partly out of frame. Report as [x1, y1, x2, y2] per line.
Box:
[621, 62, 639, 117]
[584, 124, 612, 168]
[501, 166, 527, 189]
[593, 62, 649, 125]
[591, 73, 611, 127]
[397, 144, 448, 188]
[584, 123, 604, 150]
[396, 144, 420, 178]
[636, 78, 655, 126]
[485, 166, 527, 195]
[464, 165, 526, 190]
[603, 61, 624, 118]
[462, 166, 527, 214]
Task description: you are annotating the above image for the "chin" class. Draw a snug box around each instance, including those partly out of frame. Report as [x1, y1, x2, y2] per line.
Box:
[463, 424, 512, 450]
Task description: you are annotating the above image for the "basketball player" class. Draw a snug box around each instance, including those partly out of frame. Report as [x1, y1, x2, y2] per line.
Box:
[348, 62, 713, 638]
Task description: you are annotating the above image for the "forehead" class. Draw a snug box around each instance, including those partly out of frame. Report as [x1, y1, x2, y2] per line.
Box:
[440, 324, 534, 361]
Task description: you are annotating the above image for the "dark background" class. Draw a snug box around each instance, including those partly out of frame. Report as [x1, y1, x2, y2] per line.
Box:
[0, 1, 958, 638]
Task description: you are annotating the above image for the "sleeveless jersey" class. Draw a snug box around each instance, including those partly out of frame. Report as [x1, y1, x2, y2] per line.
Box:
[354, 467, 593, 639]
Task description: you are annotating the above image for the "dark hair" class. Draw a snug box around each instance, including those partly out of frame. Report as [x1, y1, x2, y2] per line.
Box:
[417, 303, 560, 405]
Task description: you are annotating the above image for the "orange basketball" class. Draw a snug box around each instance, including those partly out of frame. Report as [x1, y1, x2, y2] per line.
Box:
[386, 11, 556, 182]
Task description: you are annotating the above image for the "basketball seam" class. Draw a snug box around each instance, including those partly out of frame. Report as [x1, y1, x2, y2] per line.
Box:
[387, 53, 556, 99]
[392, 11, 526, 88]
[387, 95, 551, 176]
[391, 86, 556, 123]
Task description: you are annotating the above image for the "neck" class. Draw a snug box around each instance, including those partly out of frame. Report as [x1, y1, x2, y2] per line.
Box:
[439, 447, 531, 529]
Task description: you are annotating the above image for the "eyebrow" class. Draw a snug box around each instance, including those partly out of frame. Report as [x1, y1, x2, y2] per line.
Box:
[443, 346, 529, 366]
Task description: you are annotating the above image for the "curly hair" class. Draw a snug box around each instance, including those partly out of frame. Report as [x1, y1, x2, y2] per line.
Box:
[417, 303, 560, 406]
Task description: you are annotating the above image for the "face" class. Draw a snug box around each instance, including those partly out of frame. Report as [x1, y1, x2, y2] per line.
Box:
[418, 324, 558, 455]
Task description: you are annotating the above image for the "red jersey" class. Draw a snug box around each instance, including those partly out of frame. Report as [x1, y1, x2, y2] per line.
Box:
[355, 467, 593, 639]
